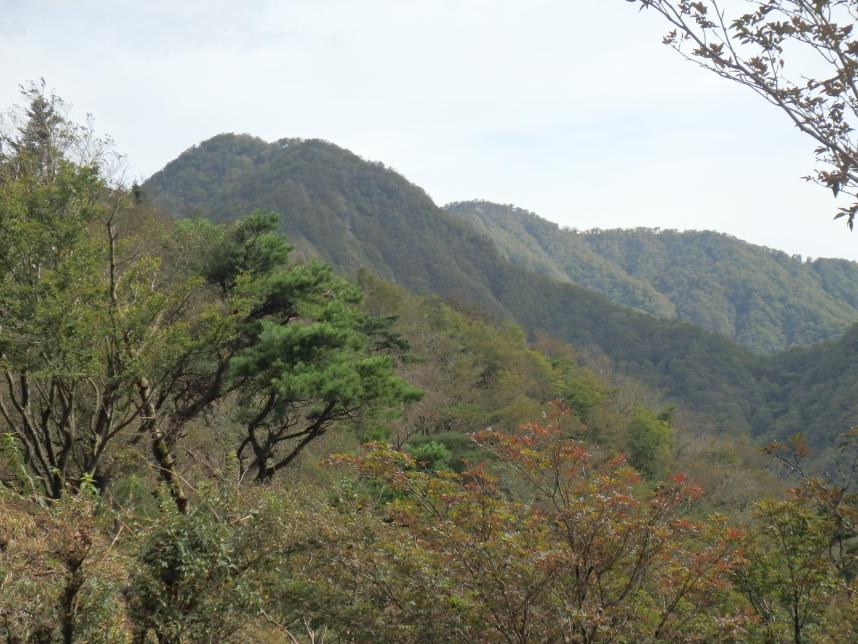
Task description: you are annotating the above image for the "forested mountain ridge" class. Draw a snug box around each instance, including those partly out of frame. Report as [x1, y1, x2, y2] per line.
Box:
[444, 200, 677, 320]
[143, 133, 507, 318]
[144, 133, 858, 450]
[8, 82, 858, 641]
[445, 200, 858, 353]
[11, 0, 858, 636]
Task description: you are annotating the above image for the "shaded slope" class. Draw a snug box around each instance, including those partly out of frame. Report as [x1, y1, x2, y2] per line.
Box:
[760, 326, 858, 445]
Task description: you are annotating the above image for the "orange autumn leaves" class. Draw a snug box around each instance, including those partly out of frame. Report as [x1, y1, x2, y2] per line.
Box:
[334, 402, 749, 641]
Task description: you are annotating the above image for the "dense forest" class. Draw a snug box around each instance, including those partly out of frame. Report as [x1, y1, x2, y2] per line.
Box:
[144, 133, 858, 452]
[7, 0, 858, 640]
[446, 201, 858, 353]
[4, 80, 858, 641]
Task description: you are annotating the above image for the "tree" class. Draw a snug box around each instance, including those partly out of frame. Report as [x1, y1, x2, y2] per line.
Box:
[626, 407, 674, 478]
[336, 402, 746, 641]
[628, 0, 858, 228]
[0, 83, 191, 503]
[734, 499, 839, 643]
[194, 212, 421, 483]
[739, 432, 858, 640]
[766, 431, 858, 577]
[0, 84, 419, 509]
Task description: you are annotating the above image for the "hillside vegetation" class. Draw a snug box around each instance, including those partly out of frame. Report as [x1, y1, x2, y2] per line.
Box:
[145, 134, 858, 450]
[446, 200, 858, 353]
[5, 87, 858, 642]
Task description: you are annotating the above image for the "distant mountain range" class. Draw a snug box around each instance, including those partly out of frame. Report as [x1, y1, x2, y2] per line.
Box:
[143, 133, 858, 450]
[445, 201, 858, 353]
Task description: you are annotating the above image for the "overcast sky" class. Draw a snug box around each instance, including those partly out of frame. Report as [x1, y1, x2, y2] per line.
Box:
[3, 0, 857, 260]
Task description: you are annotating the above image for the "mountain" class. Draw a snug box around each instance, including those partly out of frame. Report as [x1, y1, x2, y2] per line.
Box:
[445, 201, 858, 353]
[143, 134, 858, 450]
[762, 325, 858, 443]
[142, 134, 508, 317]
[443, 201, 676, 320]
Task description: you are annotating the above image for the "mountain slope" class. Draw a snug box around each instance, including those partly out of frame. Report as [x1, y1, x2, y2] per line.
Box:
[143, 134, 858, 449]
[144, 134, 513, 317]
[445, 201, 858, 353]
[444, 200, 675, 320]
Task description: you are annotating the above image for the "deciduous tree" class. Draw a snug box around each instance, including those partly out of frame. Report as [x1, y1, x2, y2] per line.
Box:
[629, 0, 858, 228]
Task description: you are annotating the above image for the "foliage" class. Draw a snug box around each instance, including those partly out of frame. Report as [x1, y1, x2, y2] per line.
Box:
[125, 481, 334, 642]
[176, 213, 421, 484]
[359, 273, 567, 445]
[736, 430, 858, 641]
[734, 499, 841, 643]
[361, 274, 672, 473]
[627, 407, 674, 478]
[0, 86, 417, 511]
[446, 200, 858, 353]
[0, 83, 193, 502]
[0, 434, 852, 642]
[334, 404, 748, 642]
[629, 0, 858, 230]
[0, 488, 128, 643]
[404, 439, 451, 471]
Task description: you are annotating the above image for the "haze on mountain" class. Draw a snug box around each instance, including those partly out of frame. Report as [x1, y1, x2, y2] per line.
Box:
[143, 133, 858, 452]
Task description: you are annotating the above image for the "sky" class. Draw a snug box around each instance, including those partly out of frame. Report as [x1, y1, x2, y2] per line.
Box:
[2, 0, 857, 260]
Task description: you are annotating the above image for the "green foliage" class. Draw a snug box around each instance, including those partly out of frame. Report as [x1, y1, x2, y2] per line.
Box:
[126, 483, 317, 641]
[406, 432, 486, 473]
[538, 337, 607, 422]
[359, 274, 605, 448]
[446, 201, 858, 354]
[0, 85, 195, 498]
[626, 407, 674, 478]
[404, 439, 452, 472]
[177, 213, 424, 483]
[734, 499, 842, 642]
[202, 209, 293, 291]
[143, 138, 858, 450]
[0, 87, 421, 503]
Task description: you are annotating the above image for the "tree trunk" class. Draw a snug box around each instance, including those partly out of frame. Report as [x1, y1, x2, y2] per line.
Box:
[137, 377, 188, 513]
[60, 564, 84, 644]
